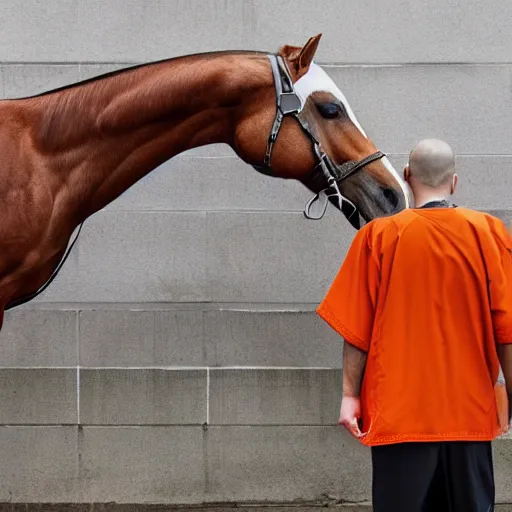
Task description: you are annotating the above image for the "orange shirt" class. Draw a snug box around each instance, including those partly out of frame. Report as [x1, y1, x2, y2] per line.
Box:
[317, 207, 512, 447]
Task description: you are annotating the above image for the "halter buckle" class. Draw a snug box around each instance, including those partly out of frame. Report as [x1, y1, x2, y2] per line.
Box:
[279, 92, 302, 115]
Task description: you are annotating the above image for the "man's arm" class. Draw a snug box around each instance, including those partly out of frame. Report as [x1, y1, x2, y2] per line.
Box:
[343, 340, 367, 397]
[497, 344, 512, 421]
[337, 340, 368, 439]
[315, 224, 379, 439]
[490, 219, 512, 423]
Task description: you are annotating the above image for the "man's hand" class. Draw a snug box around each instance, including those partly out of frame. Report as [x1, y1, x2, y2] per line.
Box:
[338, 395, 364, 439]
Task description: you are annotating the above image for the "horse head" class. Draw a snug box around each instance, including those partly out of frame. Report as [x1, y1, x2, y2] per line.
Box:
[234, 34, 412, 228]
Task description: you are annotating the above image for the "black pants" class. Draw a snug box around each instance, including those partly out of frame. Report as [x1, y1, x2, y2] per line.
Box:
[371, 441, 495, 512]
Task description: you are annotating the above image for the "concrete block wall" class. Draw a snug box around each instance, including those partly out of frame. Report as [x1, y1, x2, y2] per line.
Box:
[0, 0, 510, 506]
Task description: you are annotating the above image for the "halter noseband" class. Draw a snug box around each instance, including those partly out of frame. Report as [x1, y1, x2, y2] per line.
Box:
[253, 54, 386, 227]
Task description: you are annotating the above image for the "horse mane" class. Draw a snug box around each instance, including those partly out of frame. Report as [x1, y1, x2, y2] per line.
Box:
[10, 49, 268, 150]
[15, 50, 267, 101]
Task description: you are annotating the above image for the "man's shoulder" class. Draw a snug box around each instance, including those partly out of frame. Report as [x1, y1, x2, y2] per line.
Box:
[454, 206, 494, 222]
[360, 212, 409, 248]
[365, 207, 505, 242]
[376, 206, 503, 228]
[365, 209, 416, 235]
[455, 207, 510, 239]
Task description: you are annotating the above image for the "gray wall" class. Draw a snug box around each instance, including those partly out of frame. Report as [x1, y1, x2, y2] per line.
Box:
[0, 0, 510, 506]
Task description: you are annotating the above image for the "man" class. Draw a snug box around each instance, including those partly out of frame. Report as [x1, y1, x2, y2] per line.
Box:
[317, 139, 512, 511]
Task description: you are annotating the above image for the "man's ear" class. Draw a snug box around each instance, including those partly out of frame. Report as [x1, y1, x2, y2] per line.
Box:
[450, 173, 458, 195]
[403, 164, 411, 183]
[278, 34, 322, 80]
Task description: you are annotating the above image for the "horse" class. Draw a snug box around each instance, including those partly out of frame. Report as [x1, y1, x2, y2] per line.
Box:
[0, 33, 411, 329]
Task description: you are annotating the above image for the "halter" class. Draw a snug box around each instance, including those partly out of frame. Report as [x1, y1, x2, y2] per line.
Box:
[253, 54, 386, 228]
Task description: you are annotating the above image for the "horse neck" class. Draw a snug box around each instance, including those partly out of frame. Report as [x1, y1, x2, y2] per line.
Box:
[31, 52, 272, 216]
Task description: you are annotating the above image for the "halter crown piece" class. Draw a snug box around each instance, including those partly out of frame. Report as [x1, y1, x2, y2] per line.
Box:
[252, 54, 386, 228]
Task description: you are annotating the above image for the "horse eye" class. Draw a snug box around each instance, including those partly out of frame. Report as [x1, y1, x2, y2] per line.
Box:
[317, 103, 342, 119]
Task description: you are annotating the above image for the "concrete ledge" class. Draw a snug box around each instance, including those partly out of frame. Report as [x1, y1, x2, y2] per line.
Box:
[209, 369, 341, 425]
[0, 369, 77, 424]
[80, 369, 207, 425]
[0, 505, 511, 511]
[0, 310, 77, 367]
[78, 309, 340, 368]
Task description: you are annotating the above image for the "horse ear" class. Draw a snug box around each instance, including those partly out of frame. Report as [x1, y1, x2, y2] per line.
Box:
[278, 44, 303, 62]
[278, 34, 322, 80]
[298, 34, 322, 75]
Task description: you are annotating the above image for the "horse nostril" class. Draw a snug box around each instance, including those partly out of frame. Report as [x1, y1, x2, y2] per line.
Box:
[381, 188, 399, 210]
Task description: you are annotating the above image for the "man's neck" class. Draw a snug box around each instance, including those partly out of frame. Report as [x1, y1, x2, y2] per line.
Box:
[413, 192, 450, 208]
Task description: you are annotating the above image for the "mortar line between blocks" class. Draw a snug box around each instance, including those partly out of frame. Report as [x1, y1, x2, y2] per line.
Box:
[76, 366, 338, 370]
[0, 366, 339, 370]
[77, 366, 80, 425]
[206, 368, 210, 425]
[76, 310, 80, 424]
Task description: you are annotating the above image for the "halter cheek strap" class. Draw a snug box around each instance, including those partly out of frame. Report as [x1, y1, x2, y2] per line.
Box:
[254, 55, 302, 175]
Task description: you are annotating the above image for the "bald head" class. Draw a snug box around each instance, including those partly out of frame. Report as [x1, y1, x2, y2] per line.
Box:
[408, 139, 455, 188]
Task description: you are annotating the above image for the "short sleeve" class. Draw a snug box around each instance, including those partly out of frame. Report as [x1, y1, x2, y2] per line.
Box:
[488, 219, 512, 344]
[316, 224, 380, 352]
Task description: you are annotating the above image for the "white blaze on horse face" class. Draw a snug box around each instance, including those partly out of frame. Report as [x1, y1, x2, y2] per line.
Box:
[294, 63, 410, 208]
[294, 63, 367, 136]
